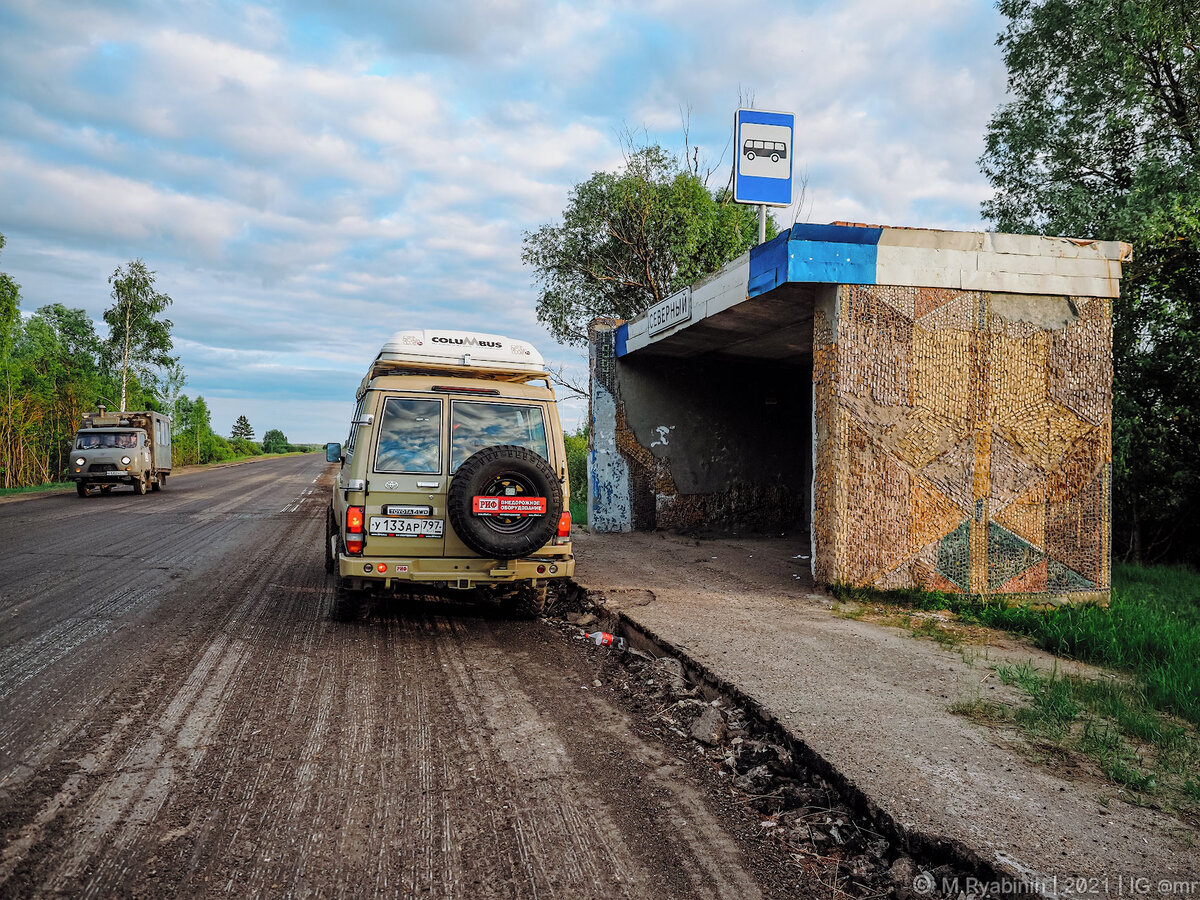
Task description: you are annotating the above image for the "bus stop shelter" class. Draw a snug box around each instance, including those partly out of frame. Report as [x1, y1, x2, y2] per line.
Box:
[588, 223, 1129, 604]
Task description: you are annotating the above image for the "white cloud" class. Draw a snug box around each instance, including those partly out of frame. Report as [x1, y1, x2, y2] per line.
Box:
[0, 0, 1009, 444]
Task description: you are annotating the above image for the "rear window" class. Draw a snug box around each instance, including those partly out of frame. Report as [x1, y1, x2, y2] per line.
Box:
[451, 401, 548, 473]
[374, 397, 442, 473]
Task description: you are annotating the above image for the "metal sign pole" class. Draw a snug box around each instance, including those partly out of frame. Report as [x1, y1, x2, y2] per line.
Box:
[758, 204, 766, 245]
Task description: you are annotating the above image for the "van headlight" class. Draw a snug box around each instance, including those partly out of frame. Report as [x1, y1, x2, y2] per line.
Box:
[75, 457, 85, 466]
[121, 456, 131, 465]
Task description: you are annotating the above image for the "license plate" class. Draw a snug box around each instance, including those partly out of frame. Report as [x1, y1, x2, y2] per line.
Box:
[368, 516, 443, 537]
[105, 470, 124, 476]
[472, 496, 547, 516]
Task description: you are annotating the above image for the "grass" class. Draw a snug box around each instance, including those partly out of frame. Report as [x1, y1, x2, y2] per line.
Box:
[832, 563, 1200, 813]
[0, 481, 75, 496]
[832, 561, 1200, 727]
[988, 660, 1199, 807]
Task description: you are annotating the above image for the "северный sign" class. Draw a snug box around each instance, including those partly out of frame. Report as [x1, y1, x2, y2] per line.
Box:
[647, 288, 692, 336]
[733, 108, 795, 207]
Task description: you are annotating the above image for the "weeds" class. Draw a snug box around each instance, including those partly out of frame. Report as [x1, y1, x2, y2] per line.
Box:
[833, 563, 1200, 813]
[831, 562, 1200, 727]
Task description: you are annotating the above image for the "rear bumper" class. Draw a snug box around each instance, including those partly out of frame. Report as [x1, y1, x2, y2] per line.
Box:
[337, 553, 575, 590]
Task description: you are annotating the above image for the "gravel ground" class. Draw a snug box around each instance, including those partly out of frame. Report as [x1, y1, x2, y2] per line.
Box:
[0, 455, 814, 898]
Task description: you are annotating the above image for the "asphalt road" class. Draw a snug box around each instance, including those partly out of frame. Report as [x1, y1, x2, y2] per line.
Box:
[0, 455, 768, 898]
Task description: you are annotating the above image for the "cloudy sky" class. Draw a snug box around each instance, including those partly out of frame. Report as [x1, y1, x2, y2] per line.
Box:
[0, 0, 1008, 442]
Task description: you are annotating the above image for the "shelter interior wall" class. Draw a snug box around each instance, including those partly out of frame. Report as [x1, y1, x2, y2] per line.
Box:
[612, 354, 812, 533]
[812, 284, 1112, 602]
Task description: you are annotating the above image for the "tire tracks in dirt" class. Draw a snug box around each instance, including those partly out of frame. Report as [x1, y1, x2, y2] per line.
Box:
[0, 456, 773, 898]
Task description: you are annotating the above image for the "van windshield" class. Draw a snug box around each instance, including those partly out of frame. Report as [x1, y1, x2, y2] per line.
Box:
[451, 402, 548, 473]
[76, 432, 138, 449]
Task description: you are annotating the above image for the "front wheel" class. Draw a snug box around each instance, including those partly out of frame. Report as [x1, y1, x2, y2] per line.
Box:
[745, 151, 756, 160]
[76, 482, 90, 498]
[134, 474, 148, 495]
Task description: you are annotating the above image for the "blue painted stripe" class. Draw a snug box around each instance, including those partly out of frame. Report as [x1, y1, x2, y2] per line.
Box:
[789, 223, 882, 246]
[747, 225, 883, 297]
[747, 230, 790, 298]
[788, 239, 879, 285]
[614, 322, 629, 357]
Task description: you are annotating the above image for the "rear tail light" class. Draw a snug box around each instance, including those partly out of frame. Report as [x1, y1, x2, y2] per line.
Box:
[346, 505, 364, 555]
[555, 511, 571, 544]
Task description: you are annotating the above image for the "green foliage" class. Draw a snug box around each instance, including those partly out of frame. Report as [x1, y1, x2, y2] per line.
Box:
[228, 437, 262, 457]
[104, 259, 177, 411]
[230, 414, 254, 441]
[0, 233, 19, 362]
[523, 145, 771, 346]
[833, 561, 1200, 726]
[981, 0, 1200, 564]
[261, 428, 289, 454]
[564, 425, 588, 527]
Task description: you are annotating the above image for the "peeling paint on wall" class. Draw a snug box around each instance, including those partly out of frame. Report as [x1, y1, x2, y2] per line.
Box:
[588, 382, 632, 532]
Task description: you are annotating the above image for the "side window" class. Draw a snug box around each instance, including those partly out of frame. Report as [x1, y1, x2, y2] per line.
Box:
[346, 396, 367, 451]
[450, 402, 548, 473]
[374, 397, 442, 474]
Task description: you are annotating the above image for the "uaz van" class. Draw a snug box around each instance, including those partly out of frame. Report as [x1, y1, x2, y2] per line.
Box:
[325, 330, 575, 619]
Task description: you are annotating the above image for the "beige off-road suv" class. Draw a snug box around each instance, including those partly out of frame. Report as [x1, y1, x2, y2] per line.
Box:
[325, 329, 575, 620]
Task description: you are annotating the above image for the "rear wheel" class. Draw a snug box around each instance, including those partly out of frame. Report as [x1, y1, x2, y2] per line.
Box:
[330, 577, 363, 621]
[324, 507, 337, 574]
[151, 473, 162, 491]
[513, 583, 548, 619]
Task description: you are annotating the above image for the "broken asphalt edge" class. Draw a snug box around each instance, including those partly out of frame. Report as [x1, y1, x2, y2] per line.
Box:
[611, 607, 1029, 896]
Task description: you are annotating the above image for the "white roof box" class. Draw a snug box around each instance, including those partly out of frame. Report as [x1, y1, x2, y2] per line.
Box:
[371, 329, 546, 380]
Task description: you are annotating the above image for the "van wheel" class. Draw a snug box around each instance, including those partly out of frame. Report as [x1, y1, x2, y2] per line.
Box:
[330, 577, 362, 621]
[157, 473, 167, 490]
[510, 583, 548, 619]
[76, 482, 90, 498]
[100, 485, 113, 493]
[150, 477, 161, 492]
[134, 474, 148, 495]
[447, 446, 563, 560]
[324, 508, 337, 574]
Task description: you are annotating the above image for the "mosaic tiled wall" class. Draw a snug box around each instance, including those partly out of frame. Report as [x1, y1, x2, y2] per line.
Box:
[812, 285, 1112, 603]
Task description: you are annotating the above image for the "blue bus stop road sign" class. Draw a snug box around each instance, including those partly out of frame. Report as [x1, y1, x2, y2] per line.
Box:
[734, 109, 795, 207]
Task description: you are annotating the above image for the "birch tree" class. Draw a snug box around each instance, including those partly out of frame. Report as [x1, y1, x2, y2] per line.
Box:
[104, 260, 176, 411]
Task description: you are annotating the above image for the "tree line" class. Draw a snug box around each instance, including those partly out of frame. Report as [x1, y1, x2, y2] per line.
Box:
[0, 236, 296, 488]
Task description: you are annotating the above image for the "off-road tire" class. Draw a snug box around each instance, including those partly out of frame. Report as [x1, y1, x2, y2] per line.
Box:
[158, 473, 167, 489]
[134, 474, 148, 495]
[76, 482, 89, 498]
[324, 507, 337, 574]
[447, 446, 562, 560]
[151, 477, 161, 492]
[330, 577, 362, 622]
[100, 485, 113, 493]
[513, 583, 548, 619]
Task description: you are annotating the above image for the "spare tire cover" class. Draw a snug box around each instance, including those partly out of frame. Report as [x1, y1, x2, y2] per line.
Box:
[447, 445, 563, 560]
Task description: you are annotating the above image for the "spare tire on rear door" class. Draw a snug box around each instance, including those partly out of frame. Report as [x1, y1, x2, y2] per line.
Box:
[447, 445, 562, 560]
